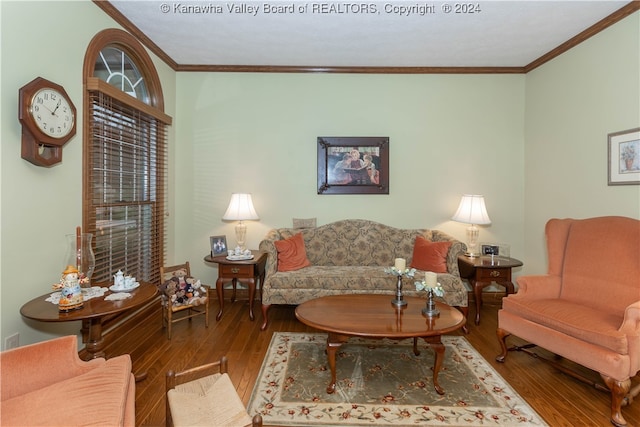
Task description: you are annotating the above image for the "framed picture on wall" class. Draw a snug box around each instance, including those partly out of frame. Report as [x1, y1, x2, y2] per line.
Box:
[210, 235, 228, 257]
[317, 136, 389, 195]
[608, 128, 640, 185]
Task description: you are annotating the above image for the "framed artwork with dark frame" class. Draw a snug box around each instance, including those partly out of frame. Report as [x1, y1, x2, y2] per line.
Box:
[608, 128, 640, 185]
[210, 235, 228, 257]
[317, 136, 389, 195]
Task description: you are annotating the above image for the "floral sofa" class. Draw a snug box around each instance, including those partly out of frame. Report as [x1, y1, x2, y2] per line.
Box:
[258, 219, 468, 330]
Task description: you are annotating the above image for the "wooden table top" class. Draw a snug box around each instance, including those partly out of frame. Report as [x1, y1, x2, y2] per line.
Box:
[204, 250, 266, 265]
[295, 294, 465, 339]
[458, 255, 523, 269]
[20, 282, 158, 322]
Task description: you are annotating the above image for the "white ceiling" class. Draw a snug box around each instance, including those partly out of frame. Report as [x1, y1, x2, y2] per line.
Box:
[108, 1, 632, 69]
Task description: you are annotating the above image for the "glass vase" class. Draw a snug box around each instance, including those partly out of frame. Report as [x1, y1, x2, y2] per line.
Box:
[64, 233, 96, 288]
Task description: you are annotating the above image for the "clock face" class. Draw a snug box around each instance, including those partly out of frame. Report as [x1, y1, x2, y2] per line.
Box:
[29, 88, 75, 138]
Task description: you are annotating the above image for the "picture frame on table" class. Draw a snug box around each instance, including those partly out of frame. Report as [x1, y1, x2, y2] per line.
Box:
[317, 136, 389, 195]
[608, 128, 640, 185]
[210, 235, 228, 257]
[481, 244, 500, 256]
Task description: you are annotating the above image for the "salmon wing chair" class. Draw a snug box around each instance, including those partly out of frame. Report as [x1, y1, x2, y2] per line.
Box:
[496, 216, 640, 427]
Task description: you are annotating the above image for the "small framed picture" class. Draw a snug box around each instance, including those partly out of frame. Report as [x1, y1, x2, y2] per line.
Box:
[608, 128, 640, 185]
[481, 244, 500, 256]
[210, 235, 228, 257]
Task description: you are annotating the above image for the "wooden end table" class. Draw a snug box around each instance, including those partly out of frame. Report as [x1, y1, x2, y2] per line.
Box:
[295, 294, 465, 395]
[457, 254, 523, 325]
[204, 250, 267, 321]
[20, 282, 158, 380]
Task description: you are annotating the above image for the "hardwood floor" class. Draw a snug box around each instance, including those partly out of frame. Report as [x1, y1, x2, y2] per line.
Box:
[100, 293, 639, 426]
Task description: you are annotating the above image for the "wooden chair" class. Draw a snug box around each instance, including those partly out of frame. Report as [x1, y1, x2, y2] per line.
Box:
[166, 356, 263, 427]
[160, 261, 209, 339]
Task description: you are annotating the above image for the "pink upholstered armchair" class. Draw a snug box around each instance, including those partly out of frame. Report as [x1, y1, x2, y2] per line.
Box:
[496, 216, 640, 427]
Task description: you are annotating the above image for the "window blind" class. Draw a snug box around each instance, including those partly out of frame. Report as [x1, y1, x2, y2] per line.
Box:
[85, 89, 167, 285]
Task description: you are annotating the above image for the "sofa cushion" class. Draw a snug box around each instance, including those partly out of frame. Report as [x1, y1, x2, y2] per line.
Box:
[502, 297, 628, 354]
[265, 266, 468, 308]
[1, 355, 133, 426]
[409, 236, 451, 273]
[274, 232, 311, 272]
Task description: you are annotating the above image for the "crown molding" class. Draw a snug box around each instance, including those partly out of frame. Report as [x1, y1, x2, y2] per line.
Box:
[95, 0, 639, 74]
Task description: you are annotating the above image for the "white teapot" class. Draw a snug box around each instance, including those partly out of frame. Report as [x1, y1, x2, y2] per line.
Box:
[113, 270, 125, 288]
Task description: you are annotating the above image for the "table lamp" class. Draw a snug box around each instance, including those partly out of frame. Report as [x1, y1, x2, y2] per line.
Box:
[222, 193, 259, 250]
[451, 194, 491, 257]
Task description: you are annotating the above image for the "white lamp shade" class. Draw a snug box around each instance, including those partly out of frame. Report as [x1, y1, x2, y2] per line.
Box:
[222, 193, 259, 221]
[451, 195, 491, 225]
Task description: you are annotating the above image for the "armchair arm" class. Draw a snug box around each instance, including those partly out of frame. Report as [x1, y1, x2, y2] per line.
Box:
[512, 275, 562, 299]
[1, 335, 103, 401]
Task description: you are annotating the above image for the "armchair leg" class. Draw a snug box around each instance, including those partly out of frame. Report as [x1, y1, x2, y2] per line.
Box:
[601, 374, 631, 427]
[495, 327, 510, 362]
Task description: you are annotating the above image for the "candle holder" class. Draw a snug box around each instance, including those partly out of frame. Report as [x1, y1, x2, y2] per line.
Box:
[392, 275, 407, 307]
[422, 288, 440, 317]
[384, 266, 416, 307]
[415, 276, 445, 318]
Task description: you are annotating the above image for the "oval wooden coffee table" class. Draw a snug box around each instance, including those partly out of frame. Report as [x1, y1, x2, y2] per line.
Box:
[295, 294, 465, 395]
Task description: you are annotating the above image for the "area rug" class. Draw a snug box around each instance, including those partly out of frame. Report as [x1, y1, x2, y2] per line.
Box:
[248, 333, 548, 426]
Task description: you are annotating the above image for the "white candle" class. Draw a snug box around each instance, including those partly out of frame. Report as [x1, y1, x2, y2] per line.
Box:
[425, 271, 437, 287]
[394, 258, 406, 271]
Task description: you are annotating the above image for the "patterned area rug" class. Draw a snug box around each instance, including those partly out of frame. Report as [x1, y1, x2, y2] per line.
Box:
[248, 333, 548, 426]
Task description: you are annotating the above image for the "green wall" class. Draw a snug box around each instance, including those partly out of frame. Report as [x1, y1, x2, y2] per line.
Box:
[524, 11, 640, 273]
[173, 73, 525, 282]
[0, 0, 176, 347]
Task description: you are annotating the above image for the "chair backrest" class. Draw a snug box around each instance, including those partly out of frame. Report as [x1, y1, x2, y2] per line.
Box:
[547, 216, 640, 313]
[160, 261, 191, 282]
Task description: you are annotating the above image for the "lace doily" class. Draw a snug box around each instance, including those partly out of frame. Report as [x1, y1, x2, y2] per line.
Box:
[105, 292, 132, 301]
[46, 286, 109, 305]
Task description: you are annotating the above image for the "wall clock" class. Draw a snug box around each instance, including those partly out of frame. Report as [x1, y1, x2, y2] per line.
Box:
[18, 77, 76, 167]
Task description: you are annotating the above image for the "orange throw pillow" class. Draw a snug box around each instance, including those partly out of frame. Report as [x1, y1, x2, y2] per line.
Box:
[409, 236, 452, 273]
[274, 233, 311, 272]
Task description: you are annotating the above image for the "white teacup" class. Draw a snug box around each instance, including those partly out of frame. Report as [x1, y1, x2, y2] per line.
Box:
[124, 276, 136, 288]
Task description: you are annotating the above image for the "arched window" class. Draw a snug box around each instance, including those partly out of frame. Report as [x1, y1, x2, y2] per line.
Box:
[83, 29, 171, 284]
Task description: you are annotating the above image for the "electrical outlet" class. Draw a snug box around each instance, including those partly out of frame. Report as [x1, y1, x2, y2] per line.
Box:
[4, 333, 19, 350]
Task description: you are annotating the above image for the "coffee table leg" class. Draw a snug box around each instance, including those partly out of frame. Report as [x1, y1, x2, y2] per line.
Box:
[423, 336, 446, 395]
[326, 333, 349, 394]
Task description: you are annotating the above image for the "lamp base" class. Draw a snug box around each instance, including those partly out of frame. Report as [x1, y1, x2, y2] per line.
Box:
[465, 224, 480, 258]
[235, 221, 247, 251]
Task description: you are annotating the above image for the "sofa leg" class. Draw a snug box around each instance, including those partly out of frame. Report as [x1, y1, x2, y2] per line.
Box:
[260, 304, 271, 331]
[601, 374, 631, 427]
[495, 328, 510, 362]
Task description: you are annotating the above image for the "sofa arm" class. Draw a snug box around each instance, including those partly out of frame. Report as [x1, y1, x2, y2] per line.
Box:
[259, 229, 281, 281]
[620, 301, 640, 334]
[620, 301, 640, 375]
[1, 335, 103, 401]
[512, 275, 562, 299]
[430, 230, 465, 277]
[445, 240, 465, 277]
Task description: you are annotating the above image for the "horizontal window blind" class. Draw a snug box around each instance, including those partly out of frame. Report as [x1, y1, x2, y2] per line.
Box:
[86, 90, 167, 284]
